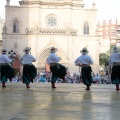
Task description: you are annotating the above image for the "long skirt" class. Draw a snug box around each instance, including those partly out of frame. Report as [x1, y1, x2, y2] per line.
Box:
[22, 64, 37, 84]
[0, 64, 14, 82]
[111, 65, 120, 84]
[50, 63, 67, 83]
[81, 66, 93, 86]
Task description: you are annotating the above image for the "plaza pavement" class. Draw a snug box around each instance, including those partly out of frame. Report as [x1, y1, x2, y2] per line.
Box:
[0, 82, 120, 120]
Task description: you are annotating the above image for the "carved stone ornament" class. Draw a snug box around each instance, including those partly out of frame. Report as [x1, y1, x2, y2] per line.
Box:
[19, 0, 84, 8]
[2, 23, 7, 34]
[25, 25, 77, 36]
[14, 42, 18, 49]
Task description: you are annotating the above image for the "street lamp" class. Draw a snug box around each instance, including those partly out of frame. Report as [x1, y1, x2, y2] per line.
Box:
[8, 49, 16, 60]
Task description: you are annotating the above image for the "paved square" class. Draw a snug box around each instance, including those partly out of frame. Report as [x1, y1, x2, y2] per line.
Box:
[0, 82, 120, 120]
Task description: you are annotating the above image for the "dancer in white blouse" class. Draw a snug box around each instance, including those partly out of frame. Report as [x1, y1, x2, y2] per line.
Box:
[20, 47, 37, 88]
[75, 47, 93, 90]
[0, 49, 14, 87]
[46, 47, 66, 88]
[109, 46, 120, 90]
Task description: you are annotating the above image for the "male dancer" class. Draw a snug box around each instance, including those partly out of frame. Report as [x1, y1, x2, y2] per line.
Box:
[20, 47, 37, 88]
[46, 47, 66, 88]
[109, 46, 120, 90]
[75, 47, 93, 90]
[0, 49, 14, 87]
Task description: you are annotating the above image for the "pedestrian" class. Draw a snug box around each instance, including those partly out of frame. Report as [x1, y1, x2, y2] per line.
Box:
[74, 47, 93, 90]
[46, 47, 67, 88]
[108, 46, 120, 90]
[20, 47, 37, 88]
[0, 49, 14, 87]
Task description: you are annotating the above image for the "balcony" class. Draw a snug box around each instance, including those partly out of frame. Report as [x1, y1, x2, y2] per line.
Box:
[116, 35, 120, 40]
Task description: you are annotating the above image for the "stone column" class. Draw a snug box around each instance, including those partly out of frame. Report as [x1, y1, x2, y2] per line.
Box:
[92, 1, 96, 9]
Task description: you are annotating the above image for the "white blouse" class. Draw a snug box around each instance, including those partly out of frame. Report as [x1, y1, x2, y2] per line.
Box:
[47, 53, 60, 64]
[74, 54, 93, 66]
[21, 54, 36, 65]
[109, 52, 120, 66]
[0, 54, 12, 64]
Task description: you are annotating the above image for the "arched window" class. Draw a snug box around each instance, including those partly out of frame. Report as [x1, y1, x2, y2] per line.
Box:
[13, 20, 19, 33]
[83, 22, 89, 35]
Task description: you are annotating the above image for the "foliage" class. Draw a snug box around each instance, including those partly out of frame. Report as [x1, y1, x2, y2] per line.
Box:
[99, 45, 120, 75]
[99, 53, 110, 67]
[99, 45, 115, 67]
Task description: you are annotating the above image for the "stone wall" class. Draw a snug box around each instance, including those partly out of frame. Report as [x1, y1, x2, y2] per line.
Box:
[3, 0, 99, 74]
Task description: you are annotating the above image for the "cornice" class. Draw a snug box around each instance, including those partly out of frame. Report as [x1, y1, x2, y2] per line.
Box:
[25, 25, 77, 36]
[19, 1, 84, 8]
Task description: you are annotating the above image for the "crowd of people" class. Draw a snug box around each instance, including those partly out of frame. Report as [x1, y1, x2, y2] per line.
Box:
[6, 71, 111, 85]
[34, 72, 111, 84]
[0, 46, 120, 91]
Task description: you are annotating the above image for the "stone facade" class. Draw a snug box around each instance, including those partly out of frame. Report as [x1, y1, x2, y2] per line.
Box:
[99, 39, 110, 53]
[3, 0, 99, 74]
[0, 18, 4, 52]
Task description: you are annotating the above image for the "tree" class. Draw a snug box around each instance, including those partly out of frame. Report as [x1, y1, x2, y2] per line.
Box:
[99, 45, 115, 75]
[99, 53, 110, 67]
[99, 45, 115, 67]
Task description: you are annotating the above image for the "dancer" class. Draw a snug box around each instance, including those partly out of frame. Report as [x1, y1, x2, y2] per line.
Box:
[108, 46, 120, 90]
[46, 47, 67, 88]
[0, 49, 14, 87]
[74, 47, 93, 90]
[20, 47, 37, 88]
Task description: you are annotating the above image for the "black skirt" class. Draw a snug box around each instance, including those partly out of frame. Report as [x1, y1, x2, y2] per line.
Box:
[81, 66, 93, 86]
[50, 63, 67, 79]
[0, 64, 14, 82]
[111, 65, 120, 84]
[22, 64, 37, 84]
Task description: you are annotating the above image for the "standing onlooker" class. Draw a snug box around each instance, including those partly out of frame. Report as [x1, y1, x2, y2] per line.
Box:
[0, 49, 14, 87]
[74, 47, 93, 90]
[20, 47, 37, 88]
[46, 47, 67, 88]
[108, 46, 120, 90]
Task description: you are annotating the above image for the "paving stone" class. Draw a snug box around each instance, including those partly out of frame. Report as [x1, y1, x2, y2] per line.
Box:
[0, 82, 119, 120]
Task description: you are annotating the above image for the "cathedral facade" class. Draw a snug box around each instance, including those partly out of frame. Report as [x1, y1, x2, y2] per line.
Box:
[0, 18, 4, 52]
[2, 0, 99, 74]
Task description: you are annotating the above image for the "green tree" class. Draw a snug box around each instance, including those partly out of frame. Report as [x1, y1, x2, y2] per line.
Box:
[99, 53, 110, 67]
[99, 45, 117, 75]
[99, 45, 120, 73]
[99, 45, 115, 67]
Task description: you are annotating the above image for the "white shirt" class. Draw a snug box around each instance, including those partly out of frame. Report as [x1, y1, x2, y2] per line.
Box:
[0, 54, 12, 63]
[47, 53, 60, 64]
[109, 52, 120, 66]
[93, 75, 101, 81]
[20, 54, 36, 65]
[74, 54, 93, 66]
